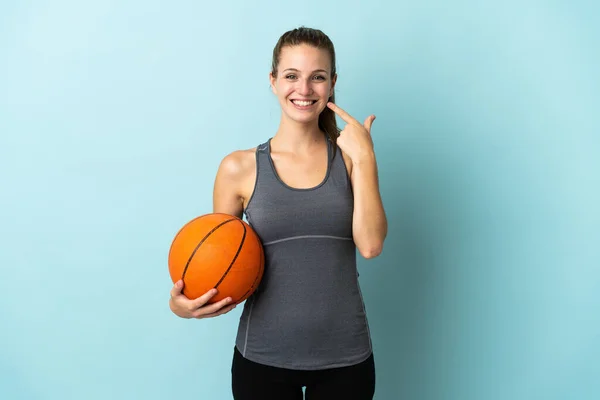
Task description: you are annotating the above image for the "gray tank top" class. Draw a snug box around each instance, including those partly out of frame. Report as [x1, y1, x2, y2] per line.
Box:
[235, 137, 372, 370]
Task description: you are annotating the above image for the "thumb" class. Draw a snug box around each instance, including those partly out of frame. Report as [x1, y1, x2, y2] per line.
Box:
[363, 115, 376, 133]
[170, 279, 184, 297]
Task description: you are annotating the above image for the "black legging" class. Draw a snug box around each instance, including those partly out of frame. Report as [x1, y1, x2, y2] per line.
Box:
[231, 346, 376, 399]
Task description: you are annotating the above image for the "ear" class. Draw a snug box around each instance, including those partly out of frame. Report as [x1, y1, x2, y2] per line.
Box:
[269, 72, 277, 94]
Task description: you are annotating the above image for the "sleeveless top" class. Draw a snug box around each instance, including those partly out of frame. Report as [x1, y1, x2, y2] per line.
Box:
[234, 137, 372, 370]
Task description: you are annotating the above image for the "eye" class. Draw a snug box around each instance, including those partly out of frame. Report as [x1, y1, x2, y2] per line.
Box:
[313, 75, 326, 81]
[285, 74, 297, 80]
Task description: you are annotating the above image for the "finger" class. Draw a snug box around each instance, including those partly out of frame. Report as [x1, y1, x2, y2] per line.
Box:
[190, 288, 220, 308]
[170, 280, 184, 298]
[193, 297, 234, 317]
[327, 102, 360, 126]
[196, 303, 237, 319]
[363, 115, 376, 133]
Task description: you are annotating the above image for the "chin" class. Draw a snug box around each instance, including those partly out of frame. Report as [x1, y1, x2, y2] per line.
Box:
[287, 114, 318, 125]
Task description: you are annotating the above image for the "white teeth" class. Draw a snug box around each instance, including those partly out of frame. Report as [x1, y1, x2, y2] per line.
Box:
[292, 100, 314, 106]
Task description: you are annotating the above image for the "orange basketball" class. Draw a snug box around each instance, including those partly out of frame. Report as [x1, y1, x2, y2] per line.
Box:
[168, 213, 264, 305]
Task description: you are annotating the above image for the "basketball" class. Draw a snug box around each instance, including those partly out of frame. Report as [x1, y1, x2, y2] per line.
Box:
[168, 213, 265, 305]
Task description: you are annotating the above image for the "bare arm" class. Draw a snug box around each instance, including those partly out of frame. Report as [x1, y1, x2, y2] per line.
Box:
[168, 150, 253, 319]
[347, 153, 387, 258]
[328, 101, 387, 259]
[212, 151, 249, 218]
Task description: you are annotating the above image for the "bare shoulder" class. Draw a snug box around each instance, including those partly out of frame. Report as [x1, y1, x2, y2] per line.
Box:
[214, 147, 257, 214]
[217, 147, 257, 179]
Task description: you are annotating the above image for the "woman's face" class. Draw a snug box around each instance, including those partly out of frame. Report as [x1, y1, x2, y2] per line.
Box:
[270, 44, 336, 125]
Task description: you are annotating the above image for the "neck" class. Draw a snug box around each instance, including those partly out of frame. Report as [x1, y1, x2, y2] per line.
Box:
[272, 113, 325, 153]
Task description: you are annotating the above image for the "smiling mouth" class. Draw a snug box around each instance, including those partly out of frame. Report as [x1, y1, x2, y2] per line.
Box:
[291, 99, 317, 106]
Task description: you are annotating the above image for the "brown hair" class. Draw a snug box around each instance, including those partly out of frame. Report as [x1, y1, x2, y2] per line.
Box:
[271, 27, 340, 152]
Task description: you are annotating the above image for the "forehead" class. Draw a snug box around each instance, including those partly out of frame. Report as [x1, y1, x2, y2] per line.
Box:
[278, 44, 331, 72]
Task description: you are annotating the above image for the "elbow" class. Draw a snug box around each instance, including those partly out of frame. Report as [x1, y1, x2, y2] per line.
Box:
[358, 244, 383, 259]
[355, 228, 387, 259]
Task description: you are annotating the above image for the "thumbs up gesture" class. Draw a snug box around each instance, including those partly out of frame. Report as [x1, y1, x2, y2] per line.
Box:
[327, 102, 376, 164]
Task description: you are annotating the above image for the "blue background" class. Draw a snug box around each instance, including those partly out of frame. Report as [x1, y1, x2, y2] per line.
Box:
[1, 1, 599, 399]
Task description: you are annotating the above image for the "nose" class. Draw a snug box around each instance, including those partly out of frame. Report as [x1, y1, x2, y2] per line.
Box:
[297, 78, 313, 96]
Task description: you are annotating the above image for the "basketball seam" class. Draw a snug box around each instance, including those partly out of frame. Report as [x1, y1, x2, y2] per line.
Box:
[213, 219, 247, 289]
[237, 242, 264, 303]
[180, 217, 238, 281]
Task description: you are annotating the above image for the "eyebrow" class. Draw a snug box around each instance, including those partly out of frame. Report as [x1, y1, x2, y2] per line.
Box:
[283, 68, 328, 74]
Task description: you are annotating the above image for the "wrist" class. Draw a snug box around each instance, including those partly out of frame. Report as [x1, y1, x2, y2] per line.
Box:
[352, 151, 376, 166]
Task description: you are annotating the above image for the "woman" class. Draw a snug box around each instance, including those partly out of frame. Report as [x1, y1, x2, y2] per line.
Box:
[169, 26, 387, 399]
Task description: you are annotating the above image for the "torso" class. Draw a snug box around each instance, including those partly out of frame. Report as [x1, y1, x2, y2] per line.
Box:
[232, 136, 372, 370]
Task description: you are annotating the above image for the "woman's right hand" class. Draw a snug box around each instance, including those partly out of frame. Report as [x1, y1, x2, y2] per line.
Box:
[169, 280, 237, 319]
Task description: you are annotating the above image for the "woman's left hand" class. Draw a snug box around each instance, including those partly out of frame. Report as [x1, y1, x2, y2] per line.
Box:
[327, 102, 376, 164]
